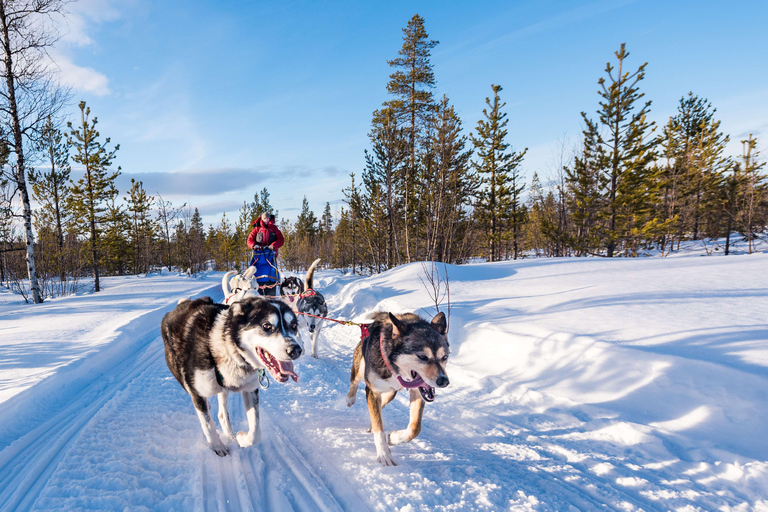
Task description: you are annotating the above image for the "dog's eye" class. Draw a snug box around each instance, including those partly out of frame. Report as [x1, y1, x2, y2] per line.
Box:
[441, 355, 448, 362]
[417, 354, 428, 362]
[290, 322, 298, 330]
[262, 323, 272, 331]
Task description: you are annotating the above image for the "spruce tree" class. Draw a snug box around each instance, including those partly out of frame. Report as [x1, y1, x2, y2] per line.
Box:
[67, 101, 120, 292]
[385, 14, 438, 261]
[471, 84, 527, 262]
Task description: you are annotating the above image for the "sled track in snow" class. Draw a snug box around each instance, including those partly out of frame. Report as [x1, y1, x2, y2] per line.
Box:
[0, 330, 162, 511]
[0, 326, 351, 511]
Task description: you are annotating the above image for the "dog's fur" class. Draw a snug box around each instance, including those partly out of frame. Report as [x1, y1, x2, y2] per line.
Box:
[279, 276, 304, 311]
[162, 296, 303, 456]
[296, 258, 328, 358]
[346, 311, 450, 466]
[222, 266, 258, 304]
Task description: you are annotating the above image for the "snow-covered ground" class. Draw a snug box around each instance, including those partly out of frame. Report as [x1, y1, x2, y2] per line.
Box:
[0, 254, 767, 511]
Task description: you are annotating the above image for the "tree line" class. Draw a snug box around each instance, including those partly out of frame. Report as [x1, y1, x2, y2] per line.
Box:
[313, 15, 766, 274]
[2, 9, 766, 302]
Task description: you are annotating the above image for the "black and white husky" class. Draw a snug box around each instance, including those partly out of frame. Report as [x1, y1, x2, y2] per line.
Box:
[296, 258, 328, 358]
[161, 296, 303, 456]
[346, 311, 450, 466]
[279, 276, 304, 311]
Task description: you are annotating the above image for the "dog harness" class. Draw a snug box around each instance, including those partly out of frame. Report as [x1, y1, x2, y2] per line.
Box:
[378, 330, 426, 389]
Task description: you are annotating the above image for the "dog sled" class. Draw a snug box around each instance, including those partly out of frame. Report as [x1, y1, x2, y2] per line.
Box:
[250, 247, 280, 295]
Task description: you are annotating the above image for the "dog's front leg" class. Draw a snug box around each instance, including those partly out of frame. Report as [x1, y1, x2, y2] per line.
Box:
[191, 393, 228, 456]
[310, 320, 322, 358]
[366, 387, 396, 466]
[237, 389, 261, 448]
[217, 391, 235, 441]
[389, 389, 425, 446]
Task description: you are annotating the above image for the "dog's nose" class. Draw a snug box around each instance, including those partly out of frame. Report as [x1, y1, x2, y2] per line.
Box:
[436, 375, 449, 388]
[308, 325, 315, 333]
[287, 344, 302, 360]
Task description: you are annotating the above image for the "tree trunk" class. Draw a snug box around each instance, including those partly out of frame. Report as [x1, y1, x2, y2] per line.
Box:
[0, 3, 42, 303]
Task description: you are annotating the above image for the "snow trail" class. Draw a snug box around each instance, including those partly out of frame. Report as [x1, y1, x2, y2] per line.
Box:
[0, 256, 767, 510]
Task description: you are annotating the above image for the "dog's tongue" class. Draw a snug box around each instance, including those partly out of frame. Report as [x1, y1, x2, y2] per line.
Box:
[289, 296, 295, 302]
[278, 360, 298, 382]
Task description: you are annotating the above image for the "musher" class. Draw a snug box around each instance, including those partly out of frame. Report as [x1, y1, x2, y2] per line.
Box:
[247, 210, 284, 296]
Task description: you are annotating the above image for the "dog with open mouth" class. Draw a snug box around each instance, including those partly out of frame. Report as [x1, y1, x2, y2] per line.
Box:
[279, 276, 304, 311]
[346, 311, 450, 466]
[162, 296, 302, 456]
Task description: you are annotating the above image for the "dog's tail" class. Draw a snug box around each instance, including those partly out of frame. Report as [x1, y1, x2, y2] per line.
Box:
[222, 270, 237, 297]
[243, 265, 257, 279]
[304, 258, 321, 291]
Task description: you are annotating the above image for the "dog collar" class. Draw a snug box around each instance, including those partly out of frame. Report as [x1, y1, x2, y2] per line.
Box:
[379, 330, 425, 389]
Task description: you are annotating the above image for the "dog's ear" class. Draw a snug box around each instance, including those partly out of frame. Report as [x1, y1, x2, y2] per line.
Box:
[243, 266, 256, 279]
[388, 313, 407, 339]
[431, 311, 448, 335]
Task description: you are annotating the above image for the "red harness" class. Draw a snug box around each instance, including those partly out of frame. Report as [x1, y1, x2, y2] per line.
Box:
[378, 330, 425, 389]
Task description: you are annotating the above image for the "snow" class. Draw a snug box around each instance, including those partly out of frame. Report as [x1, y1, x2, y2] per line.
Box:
[0, 254, 767, 511]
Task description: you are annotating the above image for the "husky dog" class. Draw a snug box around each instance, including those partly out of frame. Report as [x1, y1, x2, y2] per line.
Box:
[346, 311, 450, 466]
[279, 276, 304, 311]
[296, 258, 328, 358]
[162, 296, 302, 456]
[222, 266, 258, 304]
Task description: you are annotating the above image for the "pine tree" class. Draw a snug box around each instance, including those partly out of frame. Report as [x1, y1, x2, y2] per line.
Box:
[29, 116, 70, 284]
[425, 95, 475, 262]
[189, 208, 206, 273]
[733, 135, 766, 253]
[566, 118, 608, 255]
[471, 84, 527, 262]
[101, 195, 130, 275]
[667, 93, 730, 243]
[593, 44, 657, 256]
[124, 178, 154, 274]
[67, 101, 120, 292]
[320, 202, 333, 233]
[254, 187, 276, 219]
[296, 196, 318, 241]
[366, 106, 407, 267]
[385, 14, 438, 262]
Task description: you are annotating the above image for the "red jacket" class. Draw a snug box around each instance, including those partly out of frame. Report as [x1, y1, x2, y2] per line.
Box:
[247, 216, 284, 256]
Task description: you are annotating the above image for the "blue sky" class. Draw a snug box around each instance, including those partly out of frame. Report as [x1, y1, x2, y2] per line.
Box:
[55, 0, 768, 226]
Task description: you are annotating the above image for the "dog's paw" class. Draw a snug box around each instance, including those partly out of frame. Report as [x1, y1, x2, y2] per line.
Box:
[346, 394, 356, 407]
[388, 429, 412, 446]
[311, 352, 318, 359]
[376, 453, 397, 466]
[236, 431, 260, 448]
[210, 441, 229, 457]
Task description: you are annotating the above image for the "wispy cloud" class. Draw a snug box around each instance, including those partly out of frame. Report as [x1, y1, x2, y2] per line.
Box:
[117, 165, 330, 197]
[51, 52, 110, 96]
[118, 168, 272, 196]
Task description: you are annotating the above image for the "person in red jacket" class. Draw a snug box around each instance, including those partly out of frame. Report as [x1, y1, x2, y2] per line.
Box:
[247, 211, 284, 296]
[247, 211, 284, 255]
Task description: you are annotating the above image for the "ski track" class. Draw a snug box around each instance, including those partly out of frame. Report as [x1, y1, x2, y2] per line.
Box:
[1, 267, 764, 510]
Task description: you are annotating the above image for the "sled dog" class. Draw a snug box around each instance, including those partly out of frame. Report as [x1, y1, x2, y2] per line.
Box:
[162, 296, 303, 456]
[346, 311, 450, 466]
[222, 266, 258, 304]
[279, 276, 304, 311]
[296, 258, 328, 358]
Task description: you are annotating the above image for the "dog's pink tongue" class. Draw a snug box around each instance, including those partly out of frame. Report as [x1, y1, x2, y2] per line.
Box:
[278, 360, 299, 382]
